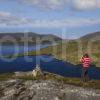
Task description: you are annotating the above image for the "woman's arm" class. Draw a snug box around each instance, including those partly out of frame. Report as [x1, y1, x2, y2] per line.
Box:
[80, 57, 84, 63]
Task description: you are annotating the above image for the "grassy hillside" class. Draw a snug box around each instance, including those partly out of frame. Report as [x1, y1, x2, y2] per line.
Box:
[27, 40, 84, 64]
[16, 32, 99, 67]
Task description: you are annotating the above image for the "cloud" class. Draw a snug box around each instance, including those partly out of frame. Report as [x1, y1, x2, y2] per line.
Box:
[0, 11, 100, 28]
[31, 18, 100, 28]
[22, 0, 68, 10]
[0, 11, 11, 17]
[2, 0, 100, 11]
[73, 0, 100, 10]
[0, 11, 31, 27]
[20, 0, 100, 11]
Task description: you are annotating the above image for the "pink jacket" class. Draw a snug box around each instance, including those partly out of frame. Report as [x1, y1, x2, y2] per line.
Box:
[81, 57, 91, 68]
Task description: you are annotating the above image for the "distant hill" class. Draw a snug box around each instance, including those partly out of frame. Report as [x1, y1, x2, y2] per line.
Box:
[0, 32, 62, 45]
[80, 32, 100, 41]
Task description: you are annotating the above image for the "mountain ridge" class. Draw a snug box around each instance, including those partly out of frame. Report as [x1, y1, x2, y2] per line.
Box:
[80, 31, 100, 40]
[0, 32, 62, 45]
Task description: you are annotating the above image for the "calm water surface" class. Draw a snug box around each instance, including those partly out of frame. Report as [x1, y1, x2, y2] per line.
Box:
[0, 55, 100, 80]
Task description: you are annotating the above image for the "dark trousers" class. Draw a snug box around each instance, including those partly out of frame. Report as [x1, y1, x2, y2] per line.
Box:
[81, 67, 89, 82]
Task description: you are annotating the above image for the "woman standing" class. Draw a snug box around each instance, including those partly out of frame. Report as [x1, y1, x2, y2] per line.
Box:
[80, 54, 91, 82]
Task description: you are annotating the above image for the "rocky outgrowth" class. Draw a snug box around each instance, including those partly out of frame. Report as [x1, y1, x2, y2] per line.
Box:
[15, 72, 32, 77]
[0, 71, 100, 100]
[32, 65, 44, 78]
[0, 78, 100, 100]
[14, 65, 44, 79]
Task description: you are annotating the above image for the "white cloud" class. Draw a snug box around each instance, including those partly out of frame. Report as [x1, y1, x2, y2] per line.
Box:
[0, 11, 100, 28]
[22, 0, 68, 10]
[20, 0, 100, 10]
[0, 11, 31, 26]
[0, 11, 11, 17]
[74, 0, 100, 10]
[31, 19, 100, 28]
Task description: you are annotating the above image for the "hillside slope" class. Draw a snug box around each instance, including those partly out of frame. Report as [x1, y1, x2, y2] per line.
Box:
[28, 32, 100, 67]
[80, 32, 100, 40]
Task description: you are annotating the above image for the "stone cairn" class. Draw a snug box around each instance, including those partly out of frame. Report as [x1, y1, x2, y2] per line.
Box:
[32, 65, 44, 79]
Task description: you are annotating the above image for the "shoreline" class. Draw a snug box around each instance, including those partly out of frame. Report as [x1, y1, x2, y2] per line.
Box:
[0, 71, 100, 90]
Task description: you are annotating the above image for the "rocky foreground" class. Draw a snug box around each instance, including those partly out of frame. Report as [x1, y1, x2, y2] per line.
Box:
[0, 66, 100, 100]
[0, 74, 100, 100]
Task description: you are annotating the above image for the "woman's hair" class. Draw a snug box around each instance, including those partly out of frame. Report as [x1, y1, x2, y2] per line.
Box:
[83, 53, 89, 58]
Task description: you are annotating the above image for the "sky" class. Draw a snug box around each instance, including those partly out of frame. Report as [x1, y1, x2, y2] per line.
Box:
[0, 0, 100, 39]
